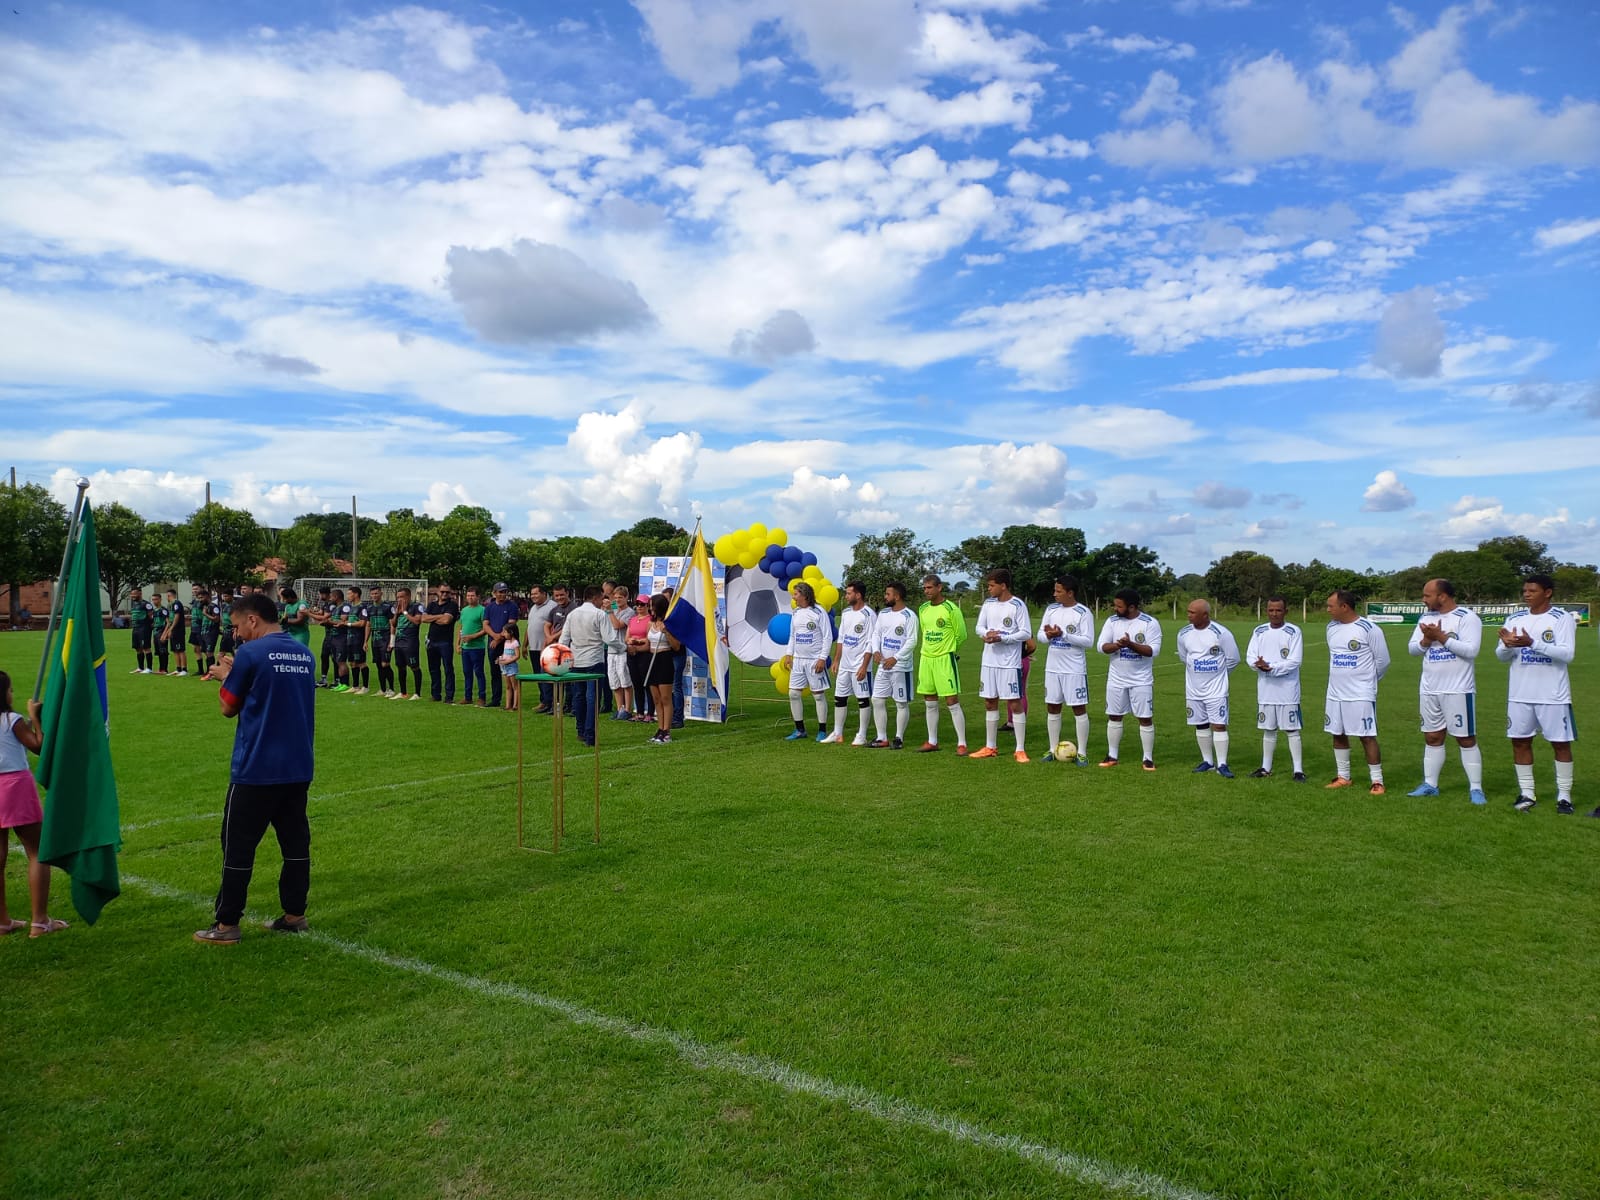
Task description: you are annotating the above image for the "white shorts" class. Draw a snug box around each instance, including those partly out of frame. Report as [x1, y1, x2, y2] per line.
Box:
[834, 667, 872, 699]
[1185, 696, 1229, 726]
[1106, 684, 1154, 719]
[1045, 672, 1089, 707]
[607, 655, 631, 690]
[980, 665, 1022, 701]
[1256, 703, 1302, 732]
[1324, 699, 1377, 737]
[871, 670, 912, 702]
[1506, 702, 1576, 742]
[791, 662, 831, 693]
[1420, 692, 1476, 736]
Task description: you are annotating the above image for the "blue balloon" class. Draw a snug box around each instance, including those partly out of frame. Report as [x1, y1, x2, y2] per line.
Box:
[785, 561, 803, 580]
[783, 545, 803, 563]
[801, 551, 818, 568]
[766, 543, 783, 560]
[767, 613, 792, 643]
[758, 556, 771, 574]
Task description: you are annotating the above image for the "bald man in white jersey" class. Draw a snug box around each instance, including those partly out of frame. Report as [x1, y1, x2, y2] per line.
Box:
[1176, 599, 1241, 778]
[1496, 573, 1586, 815]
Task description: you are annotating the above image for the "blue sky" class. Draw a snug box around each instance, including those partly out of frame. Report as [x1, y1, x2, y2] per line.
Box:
[3, 0, 1598, 575]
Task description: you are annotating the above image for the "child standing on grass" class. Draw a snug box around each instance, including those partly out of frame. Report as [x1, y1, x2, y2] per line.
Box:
[496, 622, 521, 712]
[0, 670, 68, 937]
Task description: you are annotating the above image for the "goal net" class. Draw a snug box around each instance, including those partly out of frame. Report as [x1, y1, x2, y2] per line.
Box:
[292, 578, 431, 605]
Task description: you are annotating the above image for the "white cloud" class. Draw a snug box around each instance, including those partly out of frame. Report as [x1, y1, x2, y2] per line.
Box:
[774, 466, 896, 533]
[731, 309, 818, 361]
[422, 481, 478, 520]
[1063, 26, 1195, 60]
[1438, 499, 1599, 545]
[1371, 286, 1445, 379]
[1193, 481, 1251, 508]
[445, 240, 654, 345]
[1009, 134, 1091, 159]
[1168, 367, 1341, 391]
[765, 80, 1039, 154]
[1123, 70, 1191, 125]
[1096, 120, 1215, 169]
[1216, 54, 1324, 160]
[1361, 469, 1416, 512]
[1241, 517, 1289, 538]
[1535, 218, 1600, 251]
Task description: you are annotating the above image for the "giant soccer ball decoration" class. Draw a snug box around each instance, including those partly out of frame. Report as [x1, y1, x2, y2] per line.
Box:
[724, 564, 788, 667]
[540, 643, 574, 676]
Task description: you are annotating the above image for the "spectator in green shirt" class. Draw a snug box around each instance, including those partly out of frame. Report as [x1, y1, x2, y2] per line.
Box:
[280, 588, 312, 648]
[457, 586, 489, 707]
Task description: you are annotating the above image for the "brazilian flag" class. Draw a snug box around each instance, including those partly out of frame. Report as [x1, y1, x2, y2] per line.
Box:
[37, 499, 121, 923]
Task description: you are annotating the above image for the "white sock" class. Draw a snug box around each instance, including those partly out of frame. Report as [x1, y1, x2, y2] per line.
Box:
[1334, 747, 1351, 779]
[1195, 728, 1215, 764]
[789, 693, 804, 724]
[1076, 712, 1090, 759]
[855, 702, 872, 742]
[1107, 720, 1123, 760]
[1423, 743, 1446, 787]
[925, 700, 940, 743]
[896, 702, 911, 742]
[949, 704, 967, 746]
[1139, 723, 1155, 763]
[1013, 714, 1026, 752]
[1214, 730, 1229, 767]
[832, 703, 848, 737]
[1369, 761, 1384, 786]
[1459, 744, 1483, 789]
[1288, 732, 1304, 773]
[1262, 731, 1277, 771]
[1555, 759, 1574, 801]
[985, 709, 1000, 750]
[1514, 762, 1536, 799]
[872, 697, 889, 742]
[814, 695, 828, 727]
[1047, 711, 1062, 752]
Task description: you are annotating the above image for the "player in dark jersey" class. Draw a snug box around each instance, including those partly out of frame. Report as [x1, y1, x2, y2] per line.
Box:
[323, 587, 351, 692]
[152, 597, 171, 673]
[343, 591, 369, 693]
[366, 585, 395, 697]
[216, 588, 236, 657]
[313, 587, 335, 686]
[190, 586, 215, 678]
[391, 587, 424, 701]
[129, 587, 155, 673]
[165, 588, 190, 676]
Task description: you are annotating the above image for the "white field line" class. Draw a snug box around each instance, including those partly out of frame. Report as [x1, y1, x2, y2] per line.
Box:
[118, 725, 743, 837]
[125, 872, 1220, 1200]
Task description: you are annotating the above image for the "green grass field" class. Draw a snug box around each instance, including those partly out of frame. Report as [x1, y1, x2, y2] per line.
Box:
[2, 622, 1597, 1200]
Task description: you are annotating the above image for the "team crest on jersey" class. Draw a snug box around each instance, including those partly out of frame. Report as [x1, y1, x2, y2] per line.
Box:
[1279, 647, 1289, 658]
[1541, 629, 1555, 643]
[894, 624, 905, 636]
[936, 617, 946, 628]
[1067, 623, 1077, 633]
[1347, 638, 1360, 650]
[1208, 644, 1220, 656]
[1134, 632, 1145, 644]
[1002, 616, 1013, 628]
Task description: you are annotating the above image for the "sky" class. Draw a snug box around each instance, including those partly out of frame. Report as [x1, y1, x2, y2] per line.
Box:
[3, 0, 1598, 576]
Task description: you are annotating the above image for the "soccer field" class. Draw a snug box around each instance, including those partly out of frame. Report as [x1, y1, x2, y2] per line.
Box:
[3, 623, 1597, 1200]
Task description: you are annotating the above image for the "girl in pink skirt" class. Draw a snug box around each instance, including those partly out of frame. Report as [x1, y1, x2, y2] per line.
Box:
[0, 670, 67, 937]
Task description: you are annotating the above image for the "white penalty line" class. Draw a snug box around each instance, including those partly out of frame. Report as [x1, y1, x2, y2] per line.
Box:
[123, 873, 1217, 1200]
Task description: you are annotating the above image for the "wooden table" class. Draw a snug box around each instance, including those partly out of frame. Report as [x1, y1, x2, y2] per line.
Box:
[514, 671, 605, 853]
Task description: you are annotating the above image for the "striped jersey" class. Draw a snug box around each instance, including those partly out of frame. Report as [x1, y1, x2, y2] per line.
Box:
[1494, 606, 1576, 704]
[1244, 622, 1302, 705]
[1176, 622, 1240, 702]
[1325, 617, 1389, 702]
[975, 596, 1032, 670]
[872, 606, 918, 673]
[1037, 602, 1093, 675]
[836, 605, 877, 674]
[1407, 606, 1482, 696]
[1098, 611, 1162, 687]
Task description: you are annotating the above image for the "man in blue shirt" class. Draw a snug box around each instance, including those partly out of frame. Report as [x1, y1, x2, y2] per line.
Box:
[484, 582, 521, 710]
[195, 593, 317, 945]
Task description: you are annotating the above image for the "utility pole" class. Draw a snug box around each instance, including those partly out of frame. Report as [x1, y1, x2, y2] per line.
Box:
[205, 480, 211, 506]
[351, 496, 359, 577]
[8, 466, 15, 490]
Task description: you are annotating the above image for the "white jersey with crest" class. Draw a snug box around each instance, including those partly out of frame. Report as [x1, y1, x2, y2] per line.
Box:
[1037, 602, 1094, 675]
[790, 605, 833, 663]
[1099, 611, 1163, 687]
[835, 605, 877, 675]
[975, 596, 1032, 670]
[1494, 606, 1576, 704]
[1325, 617, 1389, 702]
[1407, 606, 1482, 695]
[1244, 622, 1303, 705]
[1176, 623, 1241, 702]
[872, 606, 918, 674]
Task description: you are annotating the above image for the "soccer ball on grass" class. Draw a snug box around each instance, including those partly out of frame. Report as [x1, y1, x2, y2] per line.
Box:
[1054, 741, 1077, 761]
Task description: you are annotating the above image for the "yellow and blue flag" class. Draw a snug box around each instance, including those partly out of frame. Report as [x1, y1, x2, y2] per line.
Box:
[38, 498, 121, 923]
[663, 530, 730, 721]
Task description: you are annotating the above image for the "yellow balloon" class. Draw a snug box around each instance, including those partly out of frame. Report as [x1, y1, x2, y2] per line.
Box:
[802, 564, 823, 581]
[768, 661, 784, 679]
[713, 535, 737, 564]
[767, 527, 788, 547]
[817, 584, 840, 609]
[748, 522, 767, 540]
[787, 578, 803, 596]
[774, 677, 788, 696]
[738, 548, 762, 570]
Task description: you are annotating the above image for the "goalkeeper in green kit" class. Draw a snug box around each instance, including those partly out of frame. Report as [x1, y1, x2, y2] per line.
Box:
[916, 573, 969, 755]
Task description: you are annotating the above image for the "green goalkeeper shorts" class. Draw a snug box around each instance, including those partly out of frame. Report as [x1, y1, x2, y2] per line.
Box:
[916, 655, 960, 698]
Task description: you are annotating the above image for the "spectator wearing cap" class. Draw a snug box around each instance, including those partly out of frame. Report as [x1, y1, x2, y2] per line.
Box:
[484, 581, 520, 710]
[626, 593, 654, 719]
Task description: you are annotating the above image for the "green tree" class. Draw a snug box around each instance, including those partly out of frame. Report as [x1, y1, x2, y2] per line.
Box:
[627, 517, 688, 544]
[277, 521, 334, 582]
[1175, 572, 1206, 595]
[386, 507, 437, 528]
[942, 534, 1000, 581]
[444, 504, 501, 541]
[291, 511, 380, 561]
[548, 536, 610, 592]
[177, 503, 265, 591]
[0, 483, 69, 624]
[141, 521, 185, 585]
[1423, 548, 1520, 602]
[432, 511, 503, 588]
[1073, 542, 1165, 605]
[604, 532, 658, 588]
[503, 538, 556, 591]
[842, 527, 942, 601]
[1552, 563, 1600, 600]
[94, 501, 156, 611]
[1204, 551, 1282, 607]
[1477, 535, 1556, 579]
[1382, 564, 1431, 601]
[361, 514, 442, 582]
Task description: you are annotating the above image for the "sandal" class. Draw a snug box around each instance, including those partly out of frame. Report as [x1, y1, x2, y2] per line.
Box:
[263, 915, 308, 933]
[29, 918, 69, 938]
[193, 923, 241, 944]
[0, 918, 27, 936]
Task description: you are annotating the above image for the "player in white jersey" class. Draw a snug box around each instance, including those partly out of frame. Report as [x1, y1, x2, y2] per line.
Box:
[971, 569, 1032, 761]
[869, 582, 918, 749]
[1324, 589, 1390, 794]
[783, 582, 834, 743]
[1405, 578, 1486, 805]
[1495, 574, 1586, 815]
[1097, 588, 1162, 770]
[824, 581, 877, 745]
[1244, 597, 1306, 781]
[1037, 576, 1093, 764]
[1176, 600, 1241, 778]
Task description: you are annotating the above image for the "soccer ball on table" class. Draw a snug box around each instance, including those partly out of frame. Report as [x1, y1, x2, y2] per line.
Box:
[540, 643, 574, 676]
[1054, 741, 1077, 761]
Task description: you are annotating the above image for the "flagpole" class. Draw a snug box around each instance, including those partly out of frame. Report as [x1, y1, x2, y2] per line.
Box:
[32, 478, 90, 704]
